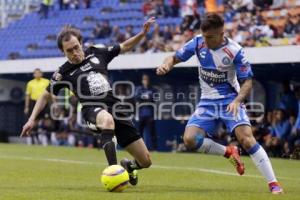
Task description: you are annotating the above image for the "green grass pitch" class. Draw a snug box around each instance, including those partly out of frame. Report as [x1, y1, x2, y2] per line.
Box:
[0, 143, 299, 200]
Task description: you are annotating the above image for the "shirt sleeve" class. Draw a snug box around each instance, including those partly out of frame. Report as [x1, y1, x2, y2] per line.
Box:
[90, 44, 121, 64]
[46, 70, 69, 96]
[233, 49, 253, 80]
[175, 37, 197, 62]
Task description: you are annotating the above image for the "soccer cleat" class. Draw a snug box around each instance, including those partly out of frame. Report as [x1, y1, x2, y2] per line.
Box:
[120, 158, 138, 186]
[225, 145, 245, 175]
[269, 182, 283, 194]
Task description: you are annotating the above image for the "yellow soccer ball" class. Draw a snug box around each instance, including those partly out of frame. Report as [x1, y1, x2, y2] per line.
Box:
[101, 165, 129, 192]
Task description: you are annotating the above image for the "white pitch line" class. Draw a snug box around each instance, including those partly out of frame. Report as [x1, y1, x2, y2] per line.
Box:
[0, 155, 299, 181]
[0, 155, 99, 165]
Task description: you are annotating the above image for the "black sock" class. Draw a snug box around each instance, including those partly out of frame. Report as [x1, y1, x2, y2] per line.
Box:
[101, 130, 117, 166]
[127, 160, 142, 172]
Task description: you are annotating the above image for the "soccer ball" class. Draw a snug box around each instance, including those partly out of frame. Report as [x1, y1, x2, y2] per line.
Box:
[101, 165, 129, 192]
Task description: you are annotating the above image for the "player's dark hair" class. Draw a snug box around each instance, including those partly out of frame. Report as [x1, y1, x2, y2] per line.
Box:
[200, 13, 224, 32]
[57, 25, 83, 51]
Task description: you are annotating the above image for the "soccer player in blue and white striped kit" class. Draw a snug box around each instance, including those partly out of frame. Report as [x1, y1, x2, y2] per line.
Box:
[157, 13, 283, 194]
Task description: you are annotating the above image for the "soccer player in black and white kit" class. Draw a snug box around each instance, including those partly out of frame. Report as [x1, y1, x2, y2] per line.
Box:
[21, 17, 156, 186]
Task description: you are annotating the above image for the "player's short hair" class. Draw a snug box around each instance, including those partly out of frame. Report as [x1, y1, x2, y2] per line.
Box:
[200, 13, 224, 32]
[57, 25, 83, 51]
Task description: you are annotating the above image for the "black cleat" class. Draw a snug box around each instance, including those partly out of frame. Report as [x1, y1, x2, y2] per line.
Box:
[120, 158, 138, 186]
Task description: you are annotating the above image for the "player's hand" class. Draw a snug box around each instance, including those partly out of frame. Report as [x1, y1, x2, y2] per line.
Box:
[156, 63, 170, 75]
[141, 17, 155, 35]
[20, 119, 35, 137]
[226, 100, 241, 121]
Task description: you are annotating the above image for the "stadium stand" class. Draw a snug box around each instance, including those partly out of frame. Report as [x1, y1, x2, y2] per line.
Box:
[0, 0, 299, 60]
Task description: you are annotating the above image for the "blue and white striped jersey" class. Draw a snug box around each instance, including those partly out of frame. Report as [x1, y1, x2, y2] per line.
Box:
[175, 35, 253, 101]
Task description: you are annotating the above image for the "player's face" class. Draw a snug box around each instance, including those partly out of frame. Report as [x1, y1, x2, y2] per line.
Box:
[202, 28, 224, 49]
[62, 35, 85, 64]
[33, 70, 42, 79]
[142, 75, 150, 87]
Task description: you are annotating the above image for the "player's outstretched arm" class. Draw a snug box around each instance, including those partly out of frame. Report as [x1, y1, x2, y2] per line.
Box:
[120, 17, 155, 53]
[156, 55, 181, 75]
[20, 90, 52, 137]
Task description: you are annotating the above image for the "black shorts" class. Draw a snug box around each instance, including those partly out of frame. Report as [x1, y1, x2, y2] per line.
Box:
[81, 106, 141, 148]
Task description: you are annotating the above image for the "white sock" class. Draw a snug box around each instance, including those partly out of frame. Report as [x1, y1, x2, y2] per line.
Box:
[248, 143, 277, 183]
[198, 138, 226, 155]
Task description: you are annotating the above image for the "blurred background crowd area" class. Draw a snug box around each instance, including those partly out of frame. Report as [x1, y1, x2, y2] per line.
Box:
[0, 0, 299, 59]
[17, 79, 300, 159]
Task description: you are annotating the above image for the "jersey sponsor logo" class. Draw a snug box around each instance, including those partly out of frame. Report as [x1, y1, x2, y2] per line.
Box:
[200, 68, 227, 86]
[87, 71, 112, 95]
[90, 56, 100, 64]
[80, 63, 93, 71]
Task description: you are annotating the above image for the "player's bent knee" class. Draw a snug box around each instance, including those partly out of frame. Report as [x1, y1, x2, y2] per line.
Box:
[240, 135, 256, 150]
[183, 134, 196, 148]
[183, 135, 194, 148]
[184, 132, 205, 150]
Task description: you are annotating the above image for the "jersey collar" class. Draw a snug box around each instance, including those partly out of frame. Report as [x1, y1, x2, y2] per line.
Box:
[211, 37, 229, 51]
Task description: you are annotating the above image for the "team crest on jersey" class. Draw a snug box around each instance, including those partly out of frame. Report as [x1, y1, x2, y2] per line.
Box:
[222, 57, 231, 65]
[90, 56, 100, 64]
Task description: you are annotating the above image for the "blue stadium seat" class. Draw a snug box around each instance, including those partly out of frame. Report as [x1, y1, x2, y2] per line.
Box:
[0, 0, 182, 60]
